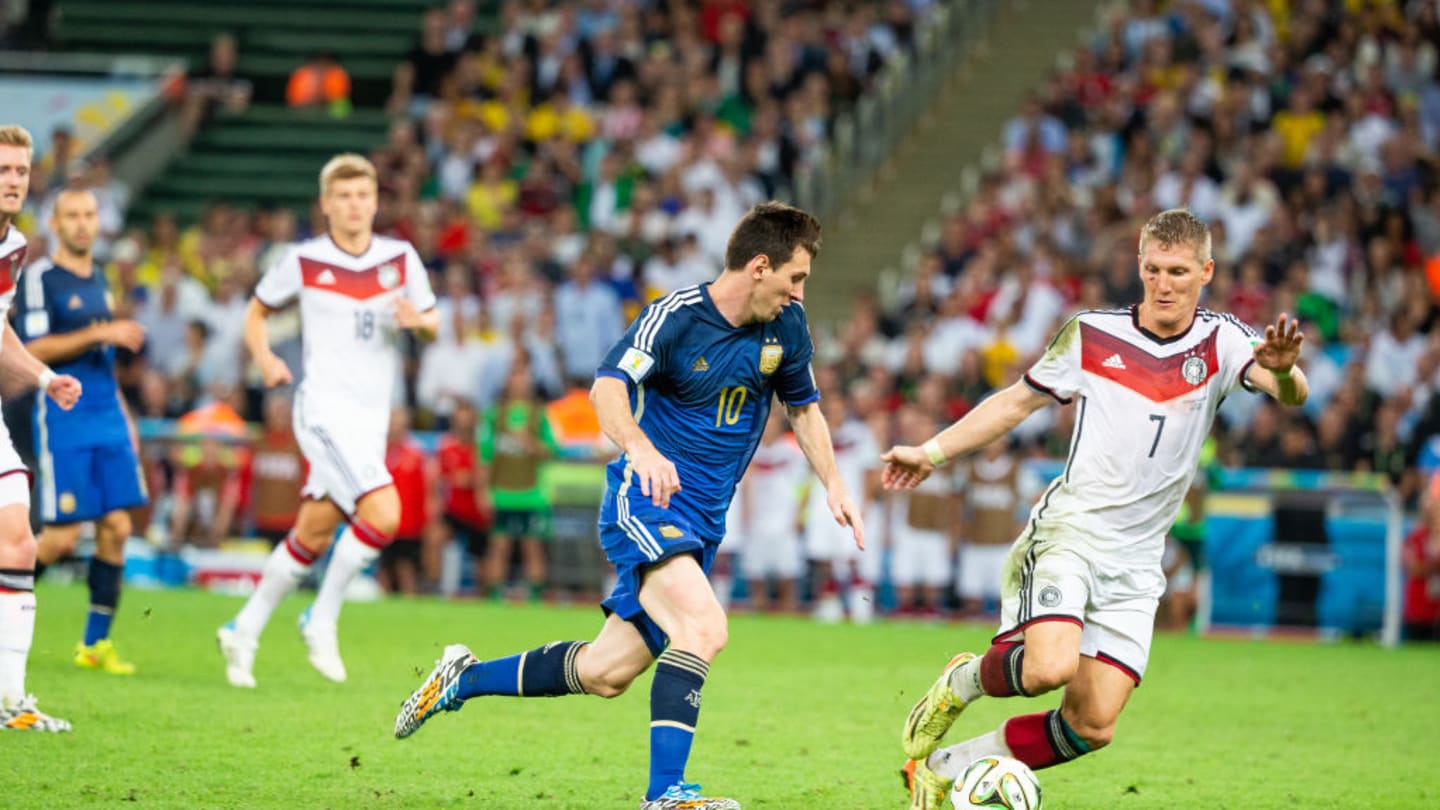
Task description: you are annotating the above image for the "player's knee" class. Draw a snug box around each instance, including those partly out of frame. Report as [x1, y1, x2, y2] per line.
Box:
[1020, 655, 1077, 695]
[675, 615, 728, 660]
[100, 510, 133, 540]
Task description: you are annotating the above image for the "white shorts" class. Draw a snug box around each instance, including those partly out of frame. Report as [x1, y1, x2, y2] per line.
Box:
[805, 520, 879, 581]
[294, 413, 390, 517]
[996, 535, 1164, 683]
[0, 426, 28, 510]
[956, 543, 1009, 601]
[740, 528, 804, 580]
[890, 527, 950, 587]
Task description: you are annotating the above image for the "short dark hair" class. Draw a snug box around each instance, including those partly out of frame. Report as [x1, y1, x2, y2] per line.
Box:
[724, 201, 821, 272]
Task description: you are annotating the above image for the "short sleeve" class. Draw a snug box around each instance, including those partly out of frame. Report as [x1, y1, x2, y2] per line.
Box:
[403, 244, 438, 311]
[1023, 316, 1082, 404]
[596, 298, 682, 387]
[773, 305, 818, 406]
[254, 245, 303, 309]
[1216, 314, 1262, 397]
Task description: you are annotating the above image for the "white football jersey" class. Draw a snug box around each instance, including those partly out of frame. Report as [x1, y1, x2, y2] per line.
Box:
[255, 235, 436, 432]
[1022, 307, 1258, 563]
[744, 436, 809, 539]
[0, 227, 25, 337]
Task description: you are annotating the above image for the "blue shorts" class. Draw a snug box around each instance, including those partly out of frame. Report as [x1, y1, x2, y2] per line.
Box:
[598, 493, 718, 657]
[39, 440, 147, 524]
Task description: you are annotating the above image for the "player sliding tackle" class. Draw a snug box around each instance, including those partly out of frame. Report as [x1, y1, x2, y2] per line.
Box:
[884, 209, 1308, 810]
[394, 203, 864, 810]
[217, 154, 438, 687]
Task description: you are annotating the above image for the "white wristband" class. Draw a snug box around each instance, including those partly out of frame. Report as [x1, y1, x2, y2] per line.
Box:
[37, 368, 56, 390]
[922, 438, 947, 466]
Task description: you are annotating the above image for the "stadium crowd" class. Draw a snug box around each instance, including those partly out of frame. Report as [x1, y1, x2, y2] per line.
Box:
[6, 0, 1440, 625]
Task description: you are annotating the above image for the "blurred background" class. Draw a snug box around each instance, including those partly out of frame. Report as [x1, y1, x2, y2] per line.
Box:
[3, 0, 1437, 644]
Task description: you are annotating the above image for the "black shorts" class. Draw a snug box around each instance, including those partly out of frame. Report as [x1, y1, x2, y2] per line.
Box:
[445, 514, 489, 557]
[492, 508, 551, 541]
[379, 539, 422, 575]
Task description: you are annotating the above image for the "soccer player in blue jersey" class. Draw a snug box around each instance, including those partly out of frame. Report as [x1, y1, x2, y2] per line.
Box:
[18, 188, 147, 675]
[395, 202, 864, 809]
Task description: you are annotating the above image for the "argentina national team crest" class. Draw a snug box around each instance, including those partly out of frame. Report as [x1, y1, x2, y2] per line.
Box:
[377, 262, 402, 290]
[759, 341, 783, 375]
[1181, 355, 1208, 386]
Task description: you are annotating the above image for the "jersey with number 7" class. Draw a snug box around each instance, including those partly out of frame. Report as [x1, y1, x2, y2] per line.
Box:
[1021, 306, 1258, 564]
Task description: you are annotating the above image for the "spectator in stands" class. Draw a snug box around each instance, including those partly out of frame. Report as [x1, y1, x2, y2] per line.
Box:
[553, 248, 624, 385]
[246, 395, 306, 546]
[380, 408, 437, 595]
[286, 50, 352, 113]
[478, 360, 558, 602]
[389, 9, 456, 116]
[435, 398, 490, 594]
[181, 32, 252, 145]
[169, 436, 243, 548]
[1403, 472, 1440, 641]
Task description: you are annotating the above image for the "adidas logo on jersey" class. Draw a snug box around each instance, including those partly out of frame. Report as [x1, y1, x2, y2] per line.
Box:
[691, 356, 710, 372]
[316, 269, 337, 285]
[1102, 353, 1126, 370]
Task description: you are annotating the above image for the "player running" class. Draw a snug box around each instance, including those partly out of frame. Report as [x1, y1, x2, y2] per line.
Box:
[887, 209, 1309, 808]
[20, 188, 147, 676]
[0, 124, 84, 731]
[394, 202, 864, 810]
[217, 154, 437, 687]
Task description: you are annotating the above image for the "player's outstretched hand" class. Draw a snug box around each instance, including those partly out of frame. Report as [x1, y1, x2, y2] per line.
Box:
[629, 444, 681, 509]
[827, 489, 866, 550]
[394, 298, 424, 329]
[1253, 312, 1303, 373]
[103, 320, 147, 352]
[880, 445, 934, 491]
[258, 354, 294, 388]
[46, 374, 82, 411]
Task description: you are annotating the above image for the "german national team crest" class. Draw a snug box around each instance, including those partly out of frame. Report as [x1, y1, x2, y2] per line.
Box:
[377, 262, 401, 290]
[759, 343, 783, 375]
[1181, 355, 1208, 386]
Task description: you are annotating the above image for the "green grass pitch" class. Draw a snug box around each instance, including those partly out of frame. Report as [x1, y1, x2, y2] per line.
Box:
[5, 584, 1439, 808]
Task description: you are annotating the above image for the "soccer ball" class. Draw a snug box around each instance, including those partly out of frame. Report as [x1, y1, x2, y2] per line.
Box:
[952, 756, 1042, 809]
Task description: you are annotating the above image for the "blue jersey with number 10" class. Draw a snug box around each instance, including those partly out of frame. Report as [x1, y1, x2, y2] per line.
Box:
[595, 284, 818, 543]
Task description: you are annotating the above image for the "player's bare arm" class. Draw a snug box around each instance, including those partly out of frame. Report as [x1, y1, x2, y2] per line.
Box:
[394, 297, 439, 340]
[25, 319, 146, 363]
[1243, 311, 1309, 407]
[786, 400, 865, 550]
[590, 375, 680, 509]
[0, 320, 80, 409]
[881, 381, 1051, 491]
[244, 297, 293, 388]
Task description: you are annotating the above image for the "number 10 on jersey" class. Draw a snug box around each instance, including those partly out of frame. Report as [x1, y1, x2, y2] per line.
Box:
[715, 386, 748, 427]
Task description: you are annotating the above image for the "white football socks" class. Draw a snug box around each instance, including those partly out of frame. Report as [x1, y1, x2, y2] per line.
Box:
[0, 591, 36, 704]
[949, 654, 986, 703]
[927, 729, 1012, 780]
[233, 542, 313, 640]
[308, 528, 380, 627]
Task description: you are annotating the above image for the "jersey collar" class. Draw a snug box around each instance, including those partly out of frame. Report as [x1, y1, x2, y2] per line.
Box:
[1130, 303, 1197, 345]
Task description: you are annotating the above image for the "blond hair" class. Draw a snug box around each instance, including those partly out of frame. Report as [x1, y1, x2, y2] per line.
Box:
[319, 153, 377, 195]
[0, 125, 34, 152]
[1139, 208, 1212, 264]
